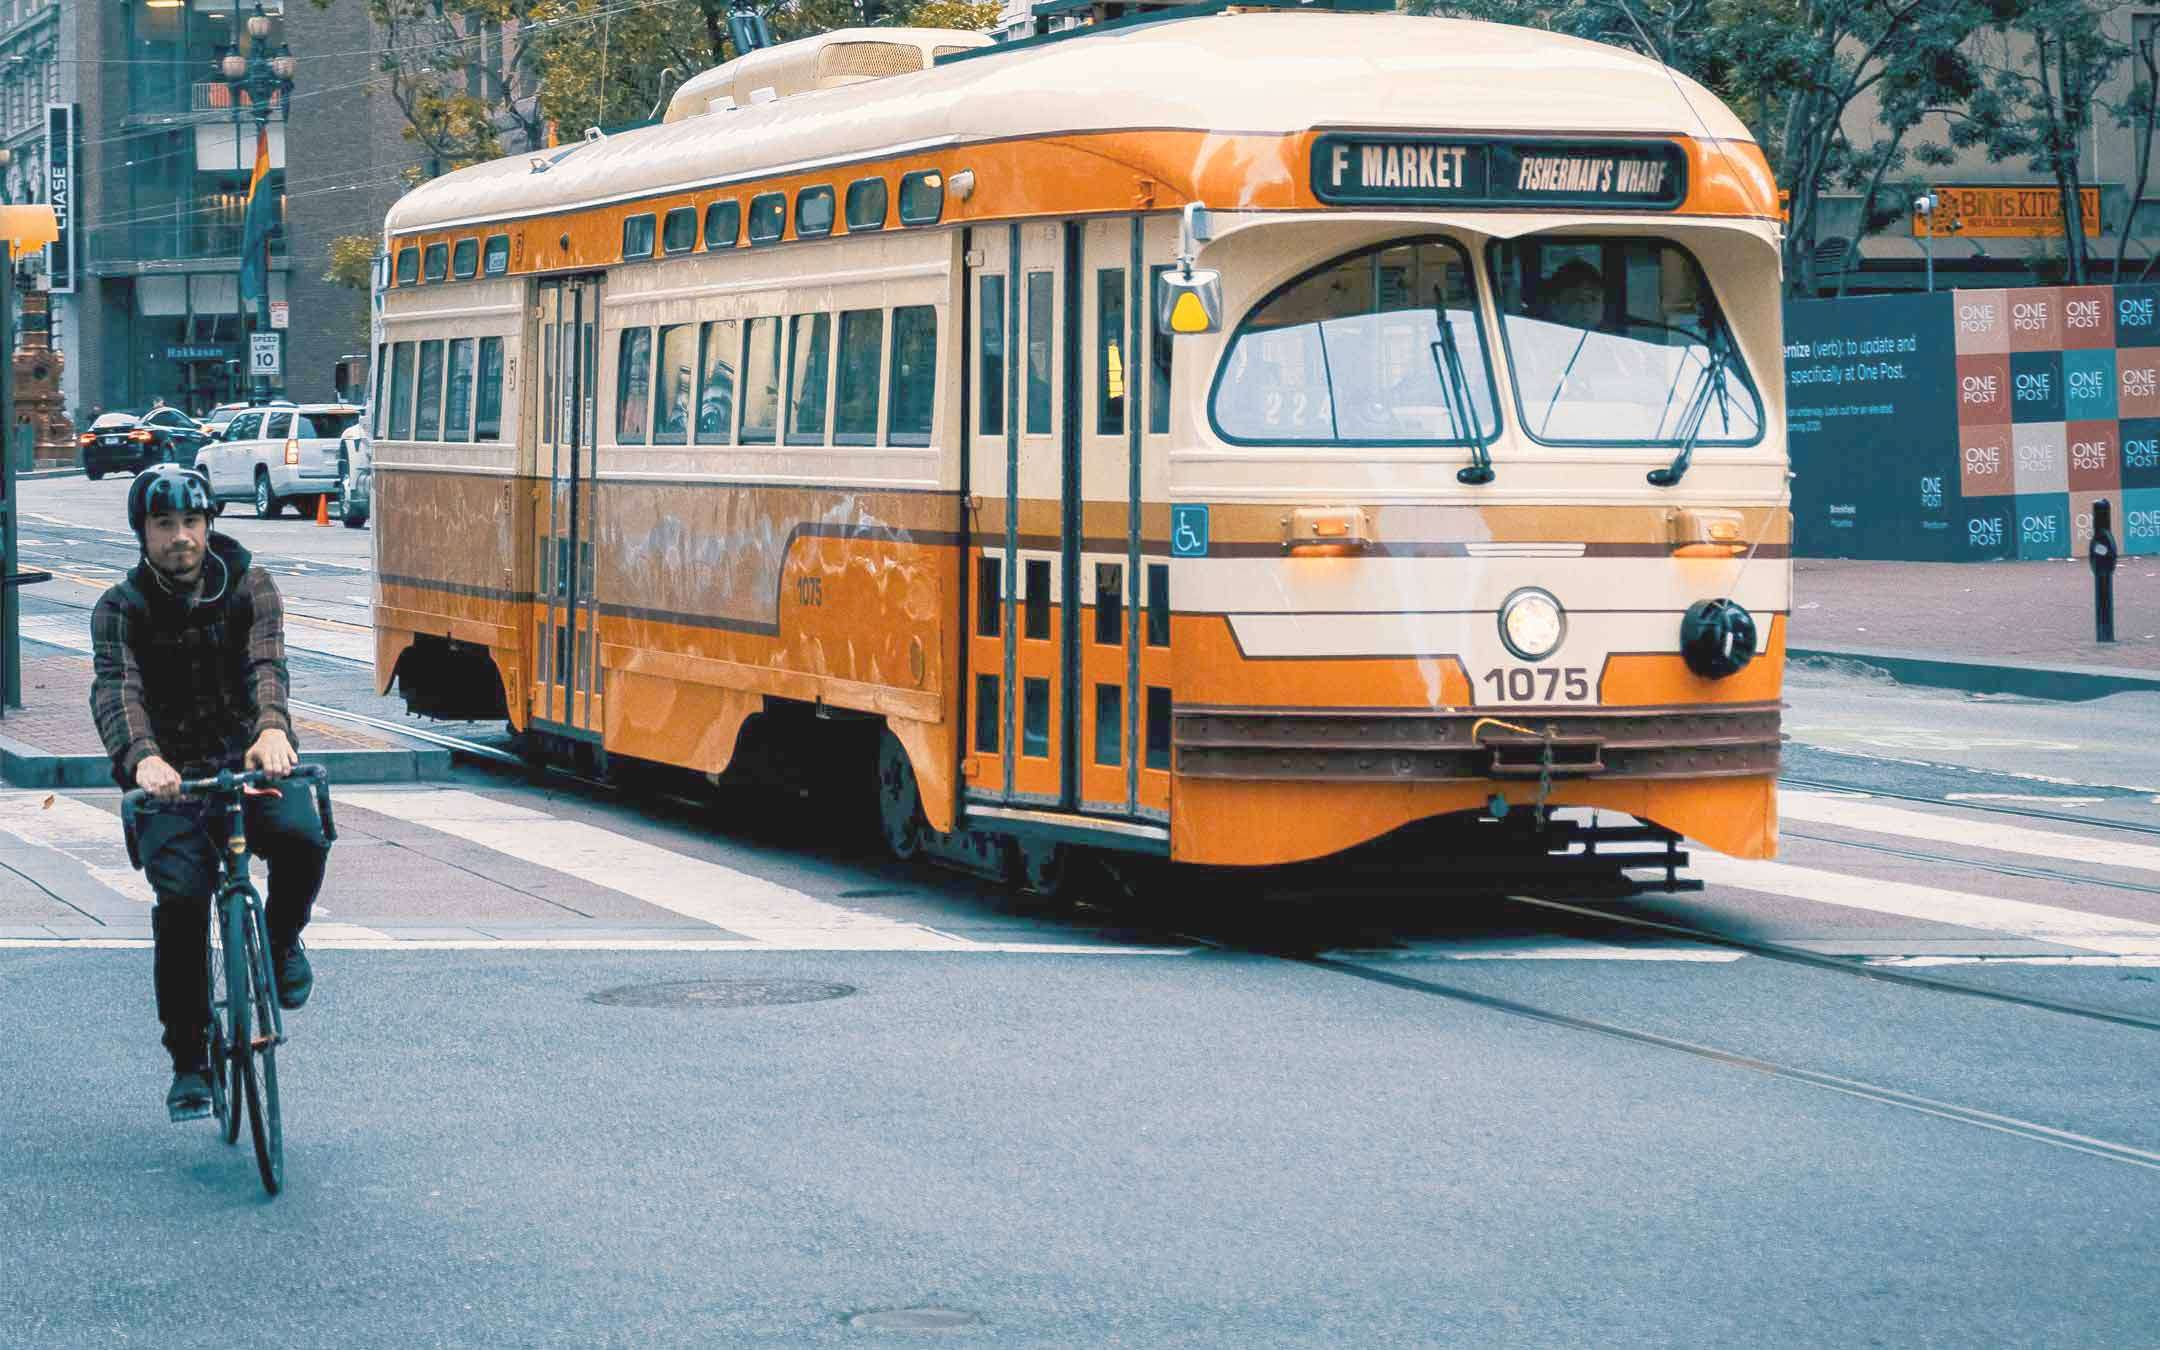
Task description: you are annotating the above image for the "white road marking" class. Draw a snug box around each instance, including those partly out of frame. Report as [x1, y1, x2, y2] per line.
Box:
[1781, 791, 2160, 875]
[340, 787, 978, 950]
[0, 792, 391, 939]
[1691, 854, 2160, 957]
[0, 938, 1195, 954]
[1945, 794, 2105, 807]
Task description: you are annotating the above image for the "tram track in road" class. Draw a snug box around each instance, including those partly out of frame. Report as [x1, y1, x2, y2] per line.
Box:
[1780, 775, 2160, 839]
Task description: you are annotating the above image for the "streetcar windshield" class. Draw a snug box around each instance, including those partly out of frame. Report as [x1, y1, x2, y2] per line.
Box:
[1210, 239, 1498, 446]
[1489, 237, 1761, 446]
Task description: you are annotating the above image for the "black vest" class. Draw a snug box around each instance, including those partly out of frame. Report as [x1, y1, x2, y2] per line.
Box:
[113, 542, 261, 780]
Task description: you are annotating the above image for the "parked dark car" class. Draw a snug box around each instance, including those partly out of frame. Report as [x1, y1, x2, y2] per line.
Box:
[77, 408, 214, 480]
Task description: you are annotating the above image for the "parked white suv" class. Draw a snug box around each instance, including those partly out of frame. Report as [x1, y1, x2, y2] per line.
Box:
[335, 422, 372, 528]
[196, 403, 363, 518]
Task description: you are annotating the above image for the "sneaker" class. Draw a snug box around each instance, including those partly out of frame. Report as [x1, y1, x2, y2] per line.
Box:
[273, 937, 313, 1010]
[166, 1070, 213, 1122]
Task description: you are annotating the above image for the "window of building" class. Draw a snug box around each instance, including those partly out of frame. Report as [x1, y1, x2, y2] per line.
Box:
[795, 185, 836, 240]
[978, 274, 1005, 436]
[621, 213, 656, 258]
[888, 305, 936, 446]
[451, 239, 479, 279]
[1096, 268, 1125, 435]
[414, 339, 444, 439]
[444, 337, 476, 439]
[834, 309, 883, 443]
[739, 316, 782, 442]
[704, 200, 740, 249]
[653, 323, 697, 443]
[616, 326, 653, 444]
[787, 312, 832, 444]
[844, 178, 888, 232]
[748, 193, 786, 245]
[423, 244, 448, 282]
[483, 234, 510, 276]
[662, 206, 696, 254]
[898, 170, 943, 225]
[475, 336, 505, 441]
[695, 319, 738, 444]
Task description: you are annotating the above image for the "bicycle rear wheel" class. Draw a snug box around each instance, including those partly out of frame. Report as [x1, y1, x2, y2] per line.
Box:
[238, 901, 283, 1195]
[219, 899, 249, 1146]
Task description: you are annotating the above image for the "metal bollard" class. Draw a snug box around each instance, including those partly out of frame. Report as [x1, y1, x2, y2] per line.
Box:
[2091, 498, 2119, 644]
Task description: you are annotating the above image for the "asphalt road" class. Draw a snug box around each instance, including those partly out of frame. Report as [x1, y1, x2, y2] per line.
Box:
[7, 473, 2160, 1347]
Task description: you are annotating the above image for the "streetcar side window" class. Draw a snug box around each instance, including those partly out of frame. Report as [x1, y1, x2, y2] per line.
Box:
[414, 339, 445, 440]
[748, 193, 786, 245]
[371, 343, 389, 436]
[1025, 271, 1053, 435]
[1487, 236, 1762, 447]
[483, 234, 510, 276]
[653, 324, 697, 444]
[695, 319, 739, 444]
[898, 170, 943, 225]
[451, 238, 479, 279]
[661, 207, 697, 255]
[845, 178, 887, 232]
[739, 317, 782, 443]
[395, 247, 419, 286]
[787, 312, 832, 445]
[834, 309, 884, 444]
[978, 275, 1006, 437]
[704, 201, 740, 250]
[1210, 237, 1497, 447]
[796, 185, 836, 240]
[616, 326, 653, 445]
[1148, 265, 1173, 435]
[622, 213, 657, 259]
[887, 305, 937, 447]
[1096, 268, 1125, 435]
[389, 343, 415, 439]
[475, 337, 505, 441]
[444, 337, 476, 440]
[423, 244, 449, 283]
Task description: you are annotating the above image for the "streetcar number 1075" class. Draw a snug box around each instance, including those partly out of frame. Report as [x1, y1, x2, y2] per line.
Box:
[1480, 666, 1591, 703]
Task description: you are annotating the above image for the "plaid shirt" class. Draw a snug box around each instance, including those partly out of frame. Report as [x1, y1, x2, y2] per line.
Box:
[89, 536, 294, 786]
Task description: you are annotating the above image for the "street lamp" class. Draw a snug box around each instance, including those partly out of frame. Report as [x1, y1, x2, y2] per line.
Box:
[213, 3, 294, 402]
[1914, 193, 1937, 293]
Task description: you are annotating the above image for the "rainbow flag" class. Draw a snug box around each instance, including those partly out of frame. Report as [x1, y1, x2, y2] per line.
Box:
[237, 123, 274, 308]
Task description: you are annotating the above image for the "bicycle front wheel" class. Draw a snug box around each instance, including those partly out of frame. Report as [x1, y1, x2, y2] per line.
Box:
[220, 899, 250, 1147]
[239, 902, 284, 1196]
[205, 921, 232, 1140]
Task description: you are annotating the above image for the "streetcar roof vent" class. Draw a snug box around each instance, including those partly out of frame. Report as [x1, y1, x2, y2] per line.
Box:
[664, 27, 994, 122]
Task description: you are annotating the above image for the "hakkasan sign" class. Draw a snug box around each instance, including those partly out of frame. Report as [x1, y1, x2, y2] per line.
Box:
[1786, 284, 2160, 561]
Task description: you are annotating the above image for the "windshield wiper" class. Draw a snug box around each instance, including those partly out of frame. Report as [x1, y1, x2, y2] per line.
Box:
[1430, 285, 1493, 485]
[1646, 330, 1732, 487]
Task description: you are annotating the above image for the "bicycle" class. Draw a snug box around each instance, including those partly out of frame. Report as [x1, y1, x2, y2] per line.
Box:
[122, 765, 337, 1196]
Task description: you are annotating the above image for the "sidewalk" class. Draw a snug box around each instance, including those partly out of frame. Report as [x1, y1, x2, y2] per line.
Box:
[1, 645, 449, 787]
[1790, 558, 2160, 699]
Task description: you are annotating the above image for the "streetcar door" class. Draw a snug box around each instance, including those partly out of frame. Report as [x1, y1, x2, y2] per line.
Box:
[531, 274, 603, 739]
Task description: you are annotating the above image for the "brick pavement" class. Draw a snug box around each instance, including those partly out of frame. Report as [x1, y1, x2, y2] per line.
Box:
[1791, 558, 2160, 674]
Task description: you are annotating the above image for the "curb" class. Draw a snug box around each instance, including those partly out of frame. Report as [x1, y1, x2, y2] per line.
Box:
[1790, 644, 2160, 702]
[18, 466, 83, 480]
[0, 732, 451, 789]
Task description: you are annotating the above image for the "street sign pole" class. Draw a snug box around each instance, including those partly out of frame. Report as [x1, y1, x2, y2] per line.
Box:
[2, 241, 15, 710]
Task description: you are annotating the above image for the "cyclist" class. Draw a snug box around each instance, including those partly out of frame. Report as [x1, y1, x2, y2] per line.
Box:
[89, 465, 331, 1121]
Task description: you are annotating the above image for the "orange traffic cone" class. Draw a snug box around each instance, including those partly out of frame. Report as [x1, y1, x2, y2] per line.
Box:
[315, 493, 331, 526]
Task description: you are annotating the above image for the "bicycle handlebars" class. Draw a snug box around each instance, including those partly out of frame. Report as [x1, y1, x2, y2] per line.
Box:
[121, 764, 337, 871]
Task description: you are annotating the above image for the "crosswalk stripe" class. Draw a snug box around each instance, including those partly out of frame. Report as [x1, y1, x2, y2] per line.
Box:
[1690, 854, 2160, 957]
[341, 787, 978, 950]
[1782, 791, 2160, 875]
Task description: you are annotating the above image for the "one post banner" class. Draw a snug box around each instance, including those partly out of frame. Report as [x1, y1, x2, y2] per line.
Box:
[1785, 285, 2160, 561]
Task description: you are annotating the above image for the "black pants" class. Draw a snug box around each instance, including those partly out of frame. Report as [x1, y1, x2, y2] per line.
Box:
[140, 784, 329, 1071]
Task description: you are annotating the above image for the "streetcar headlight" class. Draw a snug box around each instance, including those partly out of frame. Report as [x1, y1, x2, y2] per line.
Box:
[1499, 588, 1565, 662]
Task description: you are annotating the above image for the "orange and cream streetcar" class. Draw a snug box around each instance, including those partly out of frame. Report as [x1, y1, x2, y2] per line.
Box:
[369, 0, 1787, 891]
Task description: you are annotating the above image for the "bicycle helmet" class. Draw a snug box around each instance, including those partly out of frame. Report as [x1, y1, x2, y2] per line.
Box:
[127, 464, 217, 540]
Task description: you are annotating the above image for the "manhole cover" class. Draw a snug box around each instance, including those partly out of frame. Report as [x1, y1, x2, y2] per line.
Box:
[847, 1307, 981, 1331]
[586, 979, 855, 1008]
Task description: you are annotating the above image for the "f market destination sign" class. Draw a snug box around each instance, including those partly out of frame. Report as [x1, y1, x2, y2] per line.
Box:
[1312, 134, 1688, 210]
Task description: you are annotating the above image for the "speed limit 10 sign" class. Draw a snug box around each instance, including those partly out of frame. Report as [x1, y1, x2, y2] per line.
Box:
[249, 332, 281, 375]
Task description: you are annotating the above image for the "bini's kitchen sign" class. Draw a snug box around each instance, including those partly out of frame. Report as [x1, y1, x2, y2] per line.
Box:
[1311, 134, 1688, 210]
[45, 103, 75, 294]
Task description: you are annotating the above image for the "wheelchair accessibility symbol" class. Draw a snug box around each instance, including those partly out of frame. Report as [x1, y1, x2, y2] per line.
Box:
[1171, 504, 1209, 558]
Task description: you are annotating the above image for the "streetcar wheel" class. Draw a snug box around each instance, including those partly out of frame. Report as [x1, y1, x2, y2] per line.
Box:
[876, 730, 926, 860]
[241, 906, 283, 1195]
